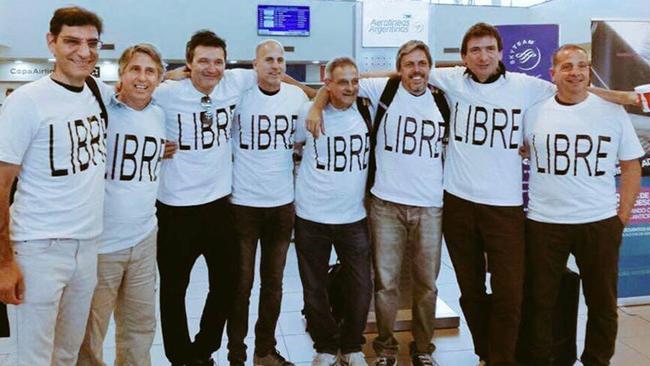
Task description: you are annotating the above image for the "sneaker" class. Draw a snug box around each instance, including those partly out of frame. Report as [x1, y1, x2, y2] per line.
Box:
[411, 354, 438, 366]
[374, 356, 397, 366]
[311, 353, 338, 366]
[254, 349, 295, 366]
[476, 361, 487, 366]
[340, 352, 368, 366]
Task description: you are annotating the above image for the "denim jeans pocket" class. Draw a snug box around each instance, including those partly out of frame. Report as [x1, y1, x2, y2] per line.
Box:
[13, 240, 55, 257]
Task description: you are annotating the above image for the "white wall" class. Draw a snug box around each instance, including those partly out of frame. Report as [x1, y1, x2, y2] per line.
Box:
[0, 0, 355, 62]
[0, 0, 648, 64]
[530, 0, 649, 44]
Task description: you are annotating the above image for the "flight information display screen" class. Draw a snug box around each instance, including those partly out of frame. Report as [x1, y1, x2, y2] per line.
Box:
[257, 5, 310, 36]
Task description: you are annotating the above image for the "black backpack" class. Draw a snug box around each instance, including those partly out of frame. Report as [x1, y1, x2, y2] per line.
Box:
[363, 76, 450, 193]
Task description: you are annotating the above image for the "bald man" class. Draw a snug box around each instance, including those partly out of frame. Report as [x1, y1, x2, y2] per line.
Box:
[227, 40, 308, 366]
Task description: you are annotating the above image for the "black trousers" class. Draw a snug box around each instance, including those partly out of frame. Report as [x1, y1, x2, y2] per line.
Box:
[227, 203, 294, 362]
[0, 303, 8, 337]
[526, 216, 623, 366]
[294, 216, 372, 355]
[157, 197, 237, 364]
[442, 192, 525, 366]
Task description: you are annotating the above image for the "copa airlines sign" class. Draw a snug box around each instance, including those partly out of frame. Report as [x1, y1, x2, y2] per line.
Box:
[0, 61, 118, 82]
[362, 1, 429, 48]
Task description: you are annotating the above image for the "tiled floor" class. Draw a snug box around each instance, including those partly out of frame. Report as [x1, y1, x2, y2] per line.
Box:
[2, 244, 650, 365]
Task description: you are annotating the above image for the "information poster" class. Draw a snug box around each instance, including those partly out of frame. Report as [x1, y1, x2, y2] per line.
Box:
[592, 19, 650, 303]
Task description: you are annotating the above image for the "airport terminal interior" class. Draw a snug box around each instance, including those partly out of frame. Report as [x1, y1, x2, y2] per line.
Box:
[1, 0, 650, 365]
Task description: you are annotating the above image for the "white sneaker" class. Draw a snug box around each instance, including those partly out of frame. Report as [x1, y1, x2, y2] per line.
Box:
[477, 361, 487, 366]
[340, 352, 368, 366]
[311, 353, 338, 366]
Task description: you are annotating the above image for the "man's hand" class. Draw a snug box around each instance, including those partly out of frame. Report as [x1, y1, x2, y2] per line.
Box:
[0, 258, 24, 305]
[618, 159, 642, 227]
[518, 144, 530, 159]
[306, 105, 325, 138]
[164, 66, 190, 81]
[163, 140, 178, 159]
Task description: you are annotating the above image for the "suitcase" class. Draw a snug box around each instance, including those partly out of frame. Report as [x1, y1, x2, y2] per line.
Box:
[517, 268, 580, 366]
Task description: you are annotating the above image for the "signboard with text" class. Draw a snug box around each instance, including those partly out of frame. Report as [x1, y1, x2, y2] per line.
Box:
[495, 24, 559, 81]
[362, 1, 429, 48]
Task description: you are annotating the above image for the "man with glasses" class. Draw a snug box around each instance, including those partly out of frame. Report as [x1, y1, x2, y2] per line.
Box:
[227, 39, 307, 366]
[0, 7, 111, 365]
[154, 30, 257, 366]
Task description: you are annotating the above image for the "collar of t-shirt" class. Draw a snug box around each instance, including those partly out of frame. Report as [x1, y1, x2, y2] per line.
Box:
[110, 94, 158, 111]
[50, 76, 84, 93]
[463, 61, 507, 84]
[259, 86, 280, 96]
[554, 95, 580, 106]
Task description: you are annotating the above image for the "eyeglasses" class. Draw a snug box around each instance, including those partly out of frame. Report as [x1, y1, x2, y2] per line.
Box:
[60, 37, 104, 51]
[200, 95, 213, 128]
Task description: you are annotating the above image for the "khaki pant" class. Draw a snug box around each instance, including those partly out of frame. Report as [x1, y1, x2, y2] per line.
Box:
[11, 238, 99, 366]
[78, 229, 157, 366]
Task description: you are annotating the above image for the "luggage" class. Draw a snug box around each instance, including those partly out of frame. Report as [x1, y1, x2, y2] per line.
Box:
[517, 268, 580, 366]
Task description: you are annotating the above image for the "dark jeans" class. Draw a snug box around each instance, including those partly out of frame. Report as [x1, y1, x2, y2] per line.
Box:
[442, 192, 525, 366]
[294, 216, 372, 355]
[227, 203, 294, 362]
[526, 216, 623, 366]
[156, 197, 237, 365]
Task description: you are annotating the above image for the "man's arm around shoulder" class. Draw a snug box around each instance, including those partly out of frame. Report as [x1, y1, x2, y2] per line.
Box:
[0, 162, 23, 305]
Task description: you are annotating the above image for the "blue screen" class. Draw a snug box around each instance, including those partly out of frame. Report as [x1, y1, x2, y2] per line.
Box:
[257, 5, 310, 36]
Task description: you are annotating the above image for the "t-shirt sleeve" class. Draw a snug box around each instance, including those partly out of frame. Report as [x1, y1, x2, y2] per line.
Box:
[295, 102, 312, 144]
[0, 92, 40, 165]
[429, 66, 465, 92]
[616, 109, 646, 161]
[359, 77, 388, 105]
[521, 74, 557, 106]
[153, 80, 177, 106]
[97, 79, 115, 106]
[226, 69, 258, 93]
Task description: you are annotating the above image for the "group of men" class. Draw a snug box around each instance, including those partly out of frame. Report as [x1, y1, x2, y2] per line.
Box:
[0, 5, 644, 366]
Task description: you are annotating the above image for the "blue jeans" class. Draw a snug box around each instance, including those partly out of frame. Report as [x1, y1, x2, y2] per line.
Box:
[369, 195, 443, 356]
[295, 216, 372, 354]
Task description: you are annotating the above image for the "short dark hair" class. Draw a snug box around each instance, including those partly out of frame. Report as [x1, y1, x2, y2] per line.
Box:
[49, 6, 103, 37]
[185, 30, 227, 63]
[552, 44, 589, 67]
[460, 22, 503, 56]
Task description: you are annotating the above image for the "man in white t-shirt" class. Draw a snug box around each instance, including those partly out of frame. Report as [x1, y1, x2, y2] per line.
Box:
[524, 44, 643, 366]
[427, 23, 556, 366]
[227, 40, 306, 366]
[0, 7, 111, 365]
[294, 57, 372, 366]
[154, 30, 257, 366]
[77, 43, 166, 366]
[309, 41, 445, 366]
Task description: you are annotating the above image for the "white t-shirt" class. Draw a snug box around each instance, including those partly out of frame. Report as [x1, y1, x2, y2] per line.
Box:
[359, 78, 445, 208]
[295, 102, 370, 224]
[0, 76, 110, 241]
[154, 69, 257, 206]
[429, 67, 556, 206]
[231, 83, 308, 207]
[525, 93, 644, 224]
[100, 96, 166, 254]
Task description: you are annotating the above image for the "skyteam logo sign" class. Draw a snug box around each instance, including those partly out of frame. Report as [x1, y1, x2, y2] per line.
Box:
[362, 1, 429, 48]
[496, 24, 559, 81]
[508, 39, 542, 72]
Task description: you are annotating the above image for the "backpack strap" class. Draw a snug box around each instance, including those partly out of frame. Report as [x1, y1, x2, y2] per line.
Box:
[355, 97, 372, 133]
[85, 76, 108, 128]
[428, 84, 451, 145]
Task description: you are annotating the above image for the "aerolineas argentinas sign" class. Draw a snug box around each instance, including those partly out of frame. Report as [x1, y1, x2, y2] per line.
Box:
[362, 1, 429, 48]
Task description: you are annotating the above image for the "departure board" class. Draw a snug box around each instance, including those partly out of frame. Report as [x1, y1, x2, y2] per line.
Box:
[257, 5, 310, 36]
